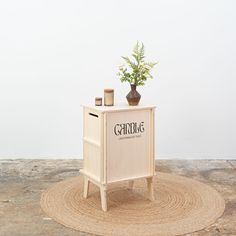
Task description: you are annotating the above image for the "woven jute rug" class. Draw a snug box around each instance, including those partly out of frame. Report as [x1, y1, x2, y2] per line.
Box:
[40, 172, 225, 236]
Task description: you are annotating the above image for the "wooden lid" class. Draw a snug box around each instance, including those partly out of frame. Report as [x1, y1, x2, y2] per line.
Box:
[104, 89, 114, 93]
[95, 97, 102, 100]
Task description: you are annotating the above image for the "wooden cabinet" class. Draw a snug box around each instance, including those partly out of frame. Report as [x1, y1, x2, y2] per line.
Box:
[80, 104, 156, 211]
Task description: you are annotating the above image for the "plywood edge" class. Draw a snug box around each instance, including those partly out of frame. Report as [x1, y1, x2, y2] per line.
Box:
[83, 137, 100, 147]
[103, 113, 107, 184]
[107, 174, 155, 184]
[151, 108, 155, 175]
[81, 103, 157, 114]
[101, 107, 156, 114]
[80, 169, 100, 184]
[100, 113, 105, 184]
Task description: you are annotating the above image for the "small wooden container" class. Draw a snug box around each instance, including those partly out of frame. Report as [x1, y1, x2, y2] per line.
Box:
[104, 89, 114, 106]
[95, 97, 102, 106]
[81, 104, 156, 211]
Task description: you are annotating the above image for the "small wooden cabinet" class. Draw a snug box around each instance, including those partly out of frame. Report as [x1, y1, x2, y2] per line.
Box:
[80, 103, 156, 211]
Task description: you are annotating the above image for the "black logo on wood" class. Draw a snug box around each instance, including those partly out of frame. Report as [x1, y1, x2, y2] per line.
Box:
[114, 122, 145, 136]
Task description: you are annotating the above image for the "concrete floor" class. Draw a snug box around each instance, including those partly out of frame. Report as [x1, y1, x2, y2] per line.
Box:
[0, 160, 235, 236]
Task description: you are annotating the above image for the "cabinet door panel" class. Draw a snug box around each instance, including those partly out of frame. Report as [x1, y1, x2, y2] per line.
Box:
[106, 110, 151, 183]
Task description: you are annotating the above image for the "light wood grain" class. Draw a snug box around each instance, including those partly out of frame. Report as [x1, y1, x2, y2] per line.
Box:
[81, 104, 156, 211]
[106, 109, 151, 183]
[128, 180, 134, 189]
[100, 185, 108, 212]
[147, 177, 155, 201]
[83, 176, 90, 198]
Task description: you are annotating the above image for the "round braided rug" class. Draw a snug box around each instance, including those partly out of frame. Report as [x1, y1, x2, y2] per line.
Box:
[40, 173, 225, 236]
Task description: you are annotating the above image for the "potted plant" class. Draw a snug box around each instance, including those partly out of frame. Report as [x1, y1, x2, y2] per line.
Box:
[117, 42, 157, 105]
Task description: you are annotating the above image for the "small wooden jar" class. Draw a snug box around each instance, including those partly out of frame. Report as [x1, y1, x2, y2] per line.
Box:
[95, 97, 102, 106]
[104, 89, 114, 106]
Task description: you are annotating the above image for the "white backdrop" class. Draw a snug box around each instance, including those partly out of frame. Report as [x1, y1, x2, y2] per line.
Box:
[0, 0, 235, 159]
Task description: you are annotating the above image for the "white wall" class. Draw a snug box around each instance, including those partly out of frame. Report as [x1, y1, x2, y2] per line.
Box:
[0, 0, 236, 159]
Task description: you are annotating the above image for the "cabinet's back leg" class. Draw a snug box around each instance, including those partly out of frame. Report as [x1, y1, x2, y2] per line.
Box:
[83, 176, 90, 198]
[146, 177, 155, 201]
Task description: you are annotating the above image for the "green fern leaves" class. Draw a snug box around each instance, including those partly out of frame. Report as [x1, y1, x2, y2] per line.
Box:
[117, 42, 157, 86]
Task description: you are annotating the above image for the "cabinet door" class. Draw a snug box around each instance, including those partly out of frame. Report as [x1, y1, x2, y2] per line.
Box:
[106, 109, 152, 183]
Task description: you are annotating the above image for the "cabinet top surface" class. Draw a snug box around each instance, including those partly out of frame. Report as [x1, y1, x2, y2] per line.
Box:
[82, 102, 156, 113]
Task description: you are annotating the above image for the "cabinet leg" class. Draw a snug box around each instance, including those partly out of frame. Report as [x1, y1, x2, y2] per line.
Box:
[146, 177, 155, 201]
[100, 185, 108, 212]
[83, 176, 90, 198]
[128, 180, 134, 189]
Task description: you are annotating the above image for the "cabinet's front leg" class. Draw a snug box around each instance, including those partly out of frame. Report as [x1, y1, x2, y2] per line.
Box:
[146, 177, 155, 201]
[100, 185, 108, 211]
[83, 176, 90, 198]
